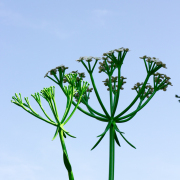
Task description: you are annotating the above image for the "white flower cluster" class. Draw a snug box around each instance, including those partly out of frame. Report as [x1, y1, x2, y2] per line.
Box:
[102, 76, 127, 91]
[44, 64, 68, 78]
[76, 56, 101, 62]
[102, 47, 130, 56]
[131, 82, 154, 98]
[153, 72, 172, 91]
[139, 56, 167, 69]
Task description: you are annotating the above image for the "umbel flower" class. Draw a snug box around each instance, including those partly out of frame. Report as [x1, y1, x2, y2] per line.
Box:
[102, 76, 127, 92]
[101, 47, 130, 68]
[44, 64, 69, 78]
[12, 47, 174, 180]
[139, 56, 167, 69]
[76, 56, 101, 62]
[44, 65, 94, 105]
[131, 83, 154, 99]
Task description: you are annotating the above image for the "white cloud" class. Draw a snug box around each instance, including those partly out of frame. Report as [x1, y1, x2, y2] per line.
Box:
[90, 9, 113, 27]
[0, 6, 75, 39]
[0, 152, 43, 180]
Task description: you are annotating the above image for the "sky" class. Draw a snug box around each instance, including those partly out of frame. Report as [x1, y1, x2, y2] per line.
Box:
[1, 0, 180, 180]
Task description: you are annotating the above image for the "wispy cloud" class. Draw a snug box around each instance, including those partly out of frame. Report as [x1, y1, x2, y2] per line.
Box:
[0, 152, 43, 180]
[90, 9, 113, 26]
[0, 5, 75, 39]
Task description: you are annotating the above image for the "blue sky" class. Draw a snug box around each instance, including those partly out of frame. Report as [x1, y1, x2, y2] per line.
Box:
[1, 0, 180, 180]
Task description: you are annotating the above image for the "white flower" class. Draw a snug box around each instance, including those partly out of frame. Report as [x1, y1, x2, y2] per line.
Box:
[152, 58, 160, 63]
[44, 71, 49, 78]
[83, 56, 93, 60]
[114, 48, 124, 52]
[94, 57, 101, 60]
[106, 50, 114, 55]
[76, 57, 84, 62]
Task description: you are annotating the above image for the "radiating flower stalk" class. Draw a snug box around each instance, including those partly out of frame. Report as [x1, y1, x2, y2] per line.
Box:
[11, 73, 90, 180]
[11, 47, 172, 180]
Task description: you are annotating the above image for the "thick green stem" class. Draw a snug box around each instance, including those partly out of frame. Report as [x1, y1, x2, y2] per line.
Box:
[68, 171, 74, 180]
[59, 129, 74, 180]
[108, 123, 115, 180]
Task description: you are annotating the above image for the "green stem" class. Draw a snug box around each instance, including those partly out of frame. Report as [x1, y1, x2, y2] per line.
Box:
[14, 102, 57, 126]
[112, 67, 121, 117]
[114, 74, 150, 120]
[82, 98, 107, 118]
[116, 99, 143, 123]
[71, 96, 108, 122]
[61, 94, 73, 123]
[109, 123, 115, 180]
[143, 59, 148, 73]
[59, 129, 74, 180]
[116, 91, 156, 122]
[62, 87, 84, 125]
[109, 75, 113, 116]
[35, 100, 55, 123]
[89, 72, 110, 119]
[47, 76, 108, 122]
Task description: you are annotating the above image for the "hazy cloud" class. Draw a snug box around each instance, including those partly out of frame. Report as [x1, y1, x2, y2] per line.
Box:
[0, 152, 43, 180]
[89, 9, 114, 27]
[0, 5, 75, 39]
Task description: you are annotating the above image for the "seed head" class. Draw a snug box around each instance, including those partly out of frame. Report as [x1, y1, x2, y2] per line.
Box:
[56, 65, 69, 71]
[86, 87, 93, 92]
[76, 57, 84, 62]
[114, 48, 124, 52]
[78, 72, 85, 78]
[44, 64, 69, 78]
[50, 68, 57, 75]
[140, 56, 167, 69]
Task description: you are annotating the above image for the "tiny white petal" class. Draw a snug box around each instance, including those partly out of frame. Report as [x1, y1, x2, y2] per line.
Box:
[94, 57, 101, 60]
[83, 56, 93, 60]
[114, 48, 124, 52]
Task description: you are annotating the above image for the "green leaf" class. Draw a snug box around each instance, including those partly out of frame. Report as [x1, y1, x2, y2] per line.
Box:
[119, 132, 136, 149]
[114, 130, 121, 147]
[64, 131, 77, 138]
[63, 150, 72, 172]
[97, 120, 113, 137]
[52, 126, 59, 141]
[90, 120, 114, 151]
[60, 124, 70, 134]
[63, 131, 67, 138]
[113, 123, 124, 134]
[114, 123, 136, 149]
[91, 134, 106, 151]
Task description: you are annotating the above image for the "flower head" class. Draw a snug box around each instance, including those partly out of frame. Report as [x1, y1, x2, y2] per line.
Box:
[76, 56, 101, 62]
[131, 82, 154, 98]
[76, 57, 84, 62]
[56, 64, 69, 71]
[153, 72, 172, 91]
[44, 64, 69, 78]
[103, 50, 115, 56]
[102, 76, 127, 92]
[139, 56, 167, 69]
[114, 48, 124, 52]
